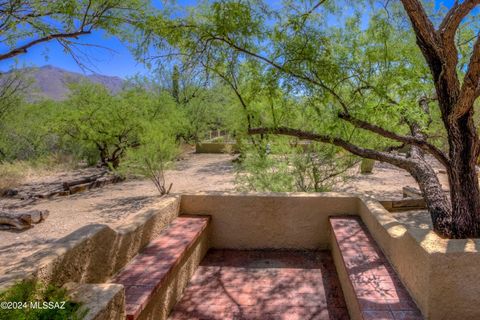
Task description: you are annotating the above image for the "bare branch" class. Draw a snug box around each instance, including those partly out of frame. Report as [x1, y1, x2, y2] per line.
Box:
[338, 112, 449, 166]
[248, 127, 415, 169]
[0, 30, 91, 61]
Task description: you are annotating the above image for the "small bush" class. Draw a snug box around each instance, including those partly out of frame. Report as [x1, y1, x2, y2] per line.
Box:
[120, 123, 178, 195]
[360, 158, 375, 174]
[0, 280, 86, 320]
[0, 161, 28, 194]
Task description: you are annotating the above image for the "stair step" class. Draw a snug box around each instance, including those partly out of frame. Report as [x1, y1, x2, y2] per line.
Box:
[112, 215, 210, 320]
[330, 216, 423, 320]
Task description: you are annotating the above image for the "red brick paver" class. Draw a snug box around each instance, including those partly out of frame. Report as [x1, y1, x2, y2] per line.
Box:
[330, 216, 423, 320]
[112, 215, 210, 320]
[169, 250, 349, 320]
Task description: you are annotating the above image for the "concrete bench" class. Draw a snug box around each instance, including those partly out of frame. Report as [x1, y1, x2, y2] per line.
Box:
[329, 216, 423, 320]
[111, 215, 210, 320]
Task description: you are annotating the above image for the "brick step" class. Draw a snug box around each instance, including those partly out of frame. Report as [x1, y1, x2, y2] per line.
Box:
[329, 216, 423, 320]
[111, 215, 210, 320]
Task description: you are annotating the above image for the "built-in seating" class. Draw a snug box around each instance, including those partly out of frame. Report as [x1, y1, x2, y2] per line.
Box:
[329, 216, 423, 320]
[111, 215, 210, 320]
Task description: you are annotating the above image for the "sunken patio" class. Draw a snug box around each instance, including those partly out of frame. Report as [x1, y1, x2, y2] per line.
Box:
[1, 193, 479, 320]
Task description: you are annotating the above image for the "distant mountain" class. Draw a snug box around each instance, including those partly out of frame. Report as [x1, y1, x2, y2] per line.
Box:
[11, 65, 126, 101]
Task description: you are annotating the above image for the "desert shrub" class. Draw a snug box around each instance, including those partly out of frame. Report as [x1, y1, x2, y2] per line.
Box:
[0, 161, 29, 193]
[120, 122, 178, 195]
[0, 280, 86, 320]
[57, 82, 183, 169]
[236, 138, 357, 192]
[0, 100, 59, 162]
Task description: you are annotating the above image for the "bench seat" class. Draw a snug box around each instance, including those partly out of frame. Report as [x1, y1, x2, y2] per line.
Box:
[111, 215, 210, 320]
[330, 216, 423, 320]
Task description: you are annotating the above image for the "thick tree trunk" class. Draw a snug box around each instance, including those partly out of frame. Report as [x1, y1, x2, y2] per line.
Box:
[445, 112, 480, 238]
[407, 152, 453, 237]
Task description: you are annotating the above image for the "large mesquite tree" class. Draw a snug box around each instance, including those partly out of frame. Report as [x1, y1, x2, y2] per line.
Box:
[147, 0, 480, 238]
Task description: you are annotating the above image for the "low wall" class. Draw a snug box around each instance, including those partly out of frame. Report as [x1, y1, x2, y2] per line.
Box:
[180, 192, 359, 249]
[358, 197, 480, 320]
[0, 196, 181, 290]
[195, 142, 238, 153]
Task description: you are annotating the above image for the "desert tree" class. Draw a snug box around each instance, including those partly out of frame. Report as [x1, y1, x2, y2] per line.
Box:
[0, 0, 148, 66]
[57, 82, 173, 169]
[144, 0, 480, 238]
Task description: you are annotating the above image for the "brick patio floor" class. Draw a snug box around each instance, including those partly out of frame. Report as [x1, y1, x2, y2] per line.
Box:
[168, 249, 350, 320]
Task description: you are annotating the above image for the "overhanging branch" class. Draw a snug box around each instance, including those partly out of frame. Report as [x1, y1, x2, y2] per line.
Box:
[248, 127, 415, 169]
[338, 113, 449, 166]
[0, 30, 91, 61]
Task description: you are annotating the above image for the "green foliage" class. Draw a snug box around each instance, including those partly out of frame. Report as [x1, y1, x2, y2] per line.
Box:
[121, 122, 178, 195]
[0, 280, 86, 320]
[0, 100, 59, 161]
[236, 137, 357, 192]
[145, 0, 447, 155]
[0, 0, 150, 64]
[57, 82, 179, 169]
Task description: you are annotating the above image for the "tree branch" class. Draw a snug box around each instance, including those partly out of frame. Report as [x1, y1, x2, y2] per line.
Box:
[452, 33, 480, 119]
[439, 1, 479, 107]
[248, 127, 415, 169]
[0, 30, 91, 61]
[209, 35, 350, 113]
[439, 0, 480, 39]
[338, 112, 449, 166]
[400, 0, 440, 63]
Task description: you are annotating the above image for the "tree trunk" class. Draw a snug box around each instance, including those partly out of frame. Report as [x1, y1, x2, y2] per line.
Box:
[445, 112, 480, 238]
[407, 154, 453, 237]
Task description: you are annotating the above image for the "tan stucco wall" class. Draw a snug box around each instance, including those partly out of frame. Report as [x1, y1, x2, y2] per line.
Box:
[180, 192, 359, 249]
[358, 197, 480, 320]
[330, 230, 362, 320]
[195, 142, 238, 153]
[0, 195, 180, 290]
[181, 192, 480, 320]
[65, 282, 125, 320]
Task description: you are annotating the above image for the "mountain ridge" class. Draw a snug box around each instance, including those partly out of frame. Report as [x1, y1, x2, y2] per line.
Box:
[9, 65, 126, 101]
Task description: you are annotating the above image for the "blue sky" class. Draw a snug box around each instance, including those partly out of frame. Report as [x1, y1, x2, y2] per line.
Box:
[0, 0, 457, 79]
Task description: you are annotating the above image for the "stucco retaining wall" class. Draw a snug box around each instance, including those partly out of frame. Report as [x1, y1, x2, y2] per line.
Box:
[2, 192, 480, 319]
[0, 195, 180, 290]
[137, 227, 210, 320]
[180, 192, 359, 249]
[180, 192, 480, 320]
[195, 142, 238, 153]
[358, 197, 480, 320]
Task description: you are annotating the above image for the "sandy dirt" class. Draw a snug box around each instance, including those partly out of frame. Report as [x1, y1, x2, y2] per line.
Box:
[0, 153, 444, 274]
